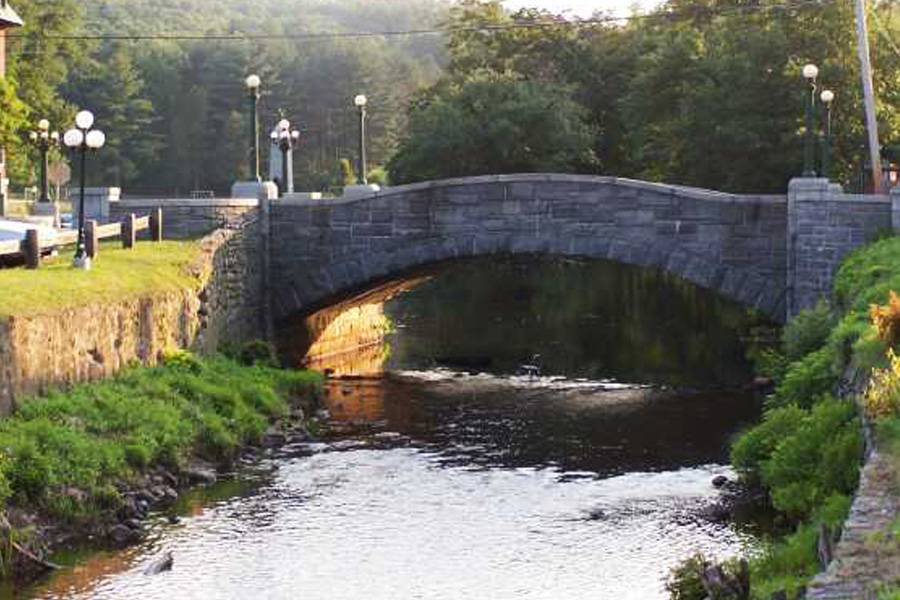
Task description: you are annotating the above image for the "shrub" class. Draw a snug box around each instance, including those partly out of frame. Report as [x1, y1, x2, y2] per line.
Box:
[783, 301, 836, 362]
[749, 494, 851, 598]
[665, 554, 708, 600]
[870, 291, 900, 348]
[732, 404, 806, 484]
[761, 397, 860, 520]
[748, 347, 788, 383]
[864, 350, 900, 419]
[767, 348, 836, 409]
[160, 349, 203, 374]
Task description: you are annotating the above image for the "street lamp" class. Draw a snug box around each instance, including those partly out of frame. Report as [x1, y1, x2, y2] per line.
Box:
[802, 63, 819, 177]
[245, 74, 262, 182]
[820, 89, 835, 180]
[354, 94, 368, 185]
[63, 110, 105, 270]
[28, 119, 60, 204]
[270, 116, 300, 197]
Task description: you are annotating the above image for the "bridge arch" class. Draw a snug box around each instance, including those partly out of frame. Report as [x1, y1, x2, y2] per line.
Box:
[268, 174, 788, 321]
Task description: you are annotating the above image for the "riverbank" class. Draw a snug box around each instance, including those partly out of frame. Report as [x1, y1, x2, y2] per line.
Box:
[669, 237, 900, 599]
[0, 350, 322, 582]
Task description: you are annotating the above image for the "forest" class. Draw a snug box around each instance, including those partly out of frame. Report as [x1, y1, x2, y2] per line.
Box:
[2, 0, 900, 195]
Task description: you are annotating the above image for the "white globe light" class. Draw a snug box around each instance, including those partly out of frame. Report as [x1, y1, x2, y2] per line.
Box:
[279, 130, 289, 140]
[38, 119, 50, 131]
[40, 131, 49, 140]
[29, 132, 38, 141]
[63, 128, 84, 148]
[354, 94, 367, 108]
[820, 89, 835, 103]
[245, 74, 261, 89]
[270, 131, 279, 142]
[802, 63, 819, 80]
[50, 131, 60, 142]
[278, 118, 290, 131]
[85, 130, 106, 149]
[291, 130, 300, 140]
[75, 110, 95, 130]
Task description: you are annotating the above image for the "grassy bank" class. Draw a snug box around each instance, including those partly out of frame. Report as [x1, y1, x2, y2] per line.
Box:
[0, 350, 322, 524]
[0, 241, 199, 319]
[669, 237, 900, 599]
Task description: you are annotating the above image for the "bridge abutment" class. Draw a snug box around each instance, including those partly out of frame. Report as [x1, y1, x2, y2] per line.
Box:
[786, 178, 892, 318]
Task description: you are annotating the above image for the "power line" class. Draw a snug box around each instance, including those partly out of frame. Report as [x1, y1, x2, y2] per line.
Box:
[6, 0, 838, 46]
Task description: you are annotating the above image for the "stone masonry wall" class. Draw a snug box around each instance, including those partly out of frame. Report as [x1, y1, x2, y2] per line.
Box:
[108, 198, 259, 239]
[787, 179, 892, 317]
[0, 216, 265, 415]
[270, 174, 789, 321]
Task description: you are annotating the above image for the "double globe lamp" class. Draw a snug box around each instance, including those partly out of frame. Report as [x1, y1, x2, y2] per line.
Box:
[63, 110, 105, 270]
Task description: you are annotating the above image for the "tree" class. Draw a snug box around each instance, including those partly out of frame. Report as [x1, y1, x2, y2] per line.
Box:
[388, 74, 597, 184]
[65, 43, 160, 187]
[0, 76, 30, 182]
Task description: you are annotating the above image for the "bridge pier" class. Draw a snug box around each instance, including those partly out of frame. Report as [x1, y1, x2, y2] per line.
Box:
[786, 178, 892, 318]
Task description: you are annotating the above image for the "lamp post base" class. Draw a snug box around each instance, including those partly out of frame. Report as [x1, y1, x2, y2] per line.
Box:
[72, 254, 92, 271]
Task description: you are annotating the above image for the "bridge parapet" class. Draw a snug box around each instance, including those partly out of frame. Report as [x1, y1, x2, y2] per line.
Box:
[108, 198, 259, 238]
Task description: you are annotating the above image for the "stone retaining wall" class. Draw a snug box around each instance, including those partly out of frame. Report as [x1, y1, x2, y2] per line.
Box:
[0, 216, 265, 415]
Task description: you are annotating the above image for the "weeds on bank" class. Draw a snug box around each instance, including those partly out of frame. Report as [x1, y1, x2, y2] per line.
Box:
[0, 349, 321, 522]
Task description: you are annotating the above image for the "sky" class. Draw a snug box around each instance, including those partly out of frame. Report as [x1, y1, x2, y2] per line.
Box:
[502, 0, 663, 18]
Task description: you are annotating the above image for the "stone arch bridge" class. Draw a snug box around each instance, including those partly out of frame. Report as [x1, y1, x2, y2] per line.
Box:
[109, 174, 896, 325]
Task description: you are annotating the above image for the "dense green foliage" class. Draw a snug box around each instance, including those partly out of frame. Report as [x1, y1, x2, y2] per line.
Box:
[711, 237, 900, 598]
[0, 353, 321, 521]
[390, 0, 900, 191]
[4, 0, 448, 194]
[6, 0, 900, 194]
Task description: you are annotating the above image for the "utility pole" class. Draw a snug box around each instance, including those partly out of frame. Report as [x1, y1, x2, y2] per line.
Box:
[855, 0, 883, 193]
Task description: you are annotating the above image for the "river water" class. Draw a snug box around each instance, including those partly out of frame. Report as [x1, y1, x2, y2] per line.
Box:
[14, 257, 766, 600]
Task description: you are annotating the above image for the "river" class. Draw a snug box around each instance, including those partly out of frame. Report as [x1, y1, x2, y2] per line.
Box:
[13, 257, 766, 600]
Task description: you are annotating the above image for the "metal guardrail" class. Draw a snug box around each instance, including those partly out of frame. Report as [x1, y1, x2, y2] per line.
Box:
[0, 209, 162, 269]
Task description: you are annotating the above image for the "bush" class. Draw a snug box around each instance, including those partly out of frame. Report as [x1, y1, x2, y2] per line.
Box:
[761, 397, 860, 520]
[732, 404, 806, 484]
[870, 290, 900, 348]
[748, 347, 789, 383]
[783, 301, 835, 362]
[865, 350, 900, 419]
[665, 554, 709, 600]
[768, 348, 837, 409]
[749, 494, 851, 598]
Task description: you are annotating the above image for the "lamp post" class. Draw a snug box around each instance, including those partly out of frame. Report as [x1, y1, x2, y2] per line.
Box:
[245, 74, 262, 182]
[802, 63, 819, 177]
[28, 119, 60, 204]
[820, 89, 835, 180]
[354, 94, 368, 185]
[63, 110, 105, 270]
[270, 117, 300, 197]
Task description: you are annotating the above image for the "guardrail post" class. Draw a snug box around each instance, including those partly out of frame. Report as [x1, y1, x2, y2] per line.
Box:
[86, 220, 99, 259]
[150, 208, 163, 241]
[24, 229, 40, 269]
[122, 213, 136, 249]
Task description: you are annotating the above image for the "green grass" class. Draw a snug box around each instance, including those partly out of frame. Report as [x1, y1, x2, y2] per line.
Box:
[0, 240, 200, 319]
[0, 353, 322, 522]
